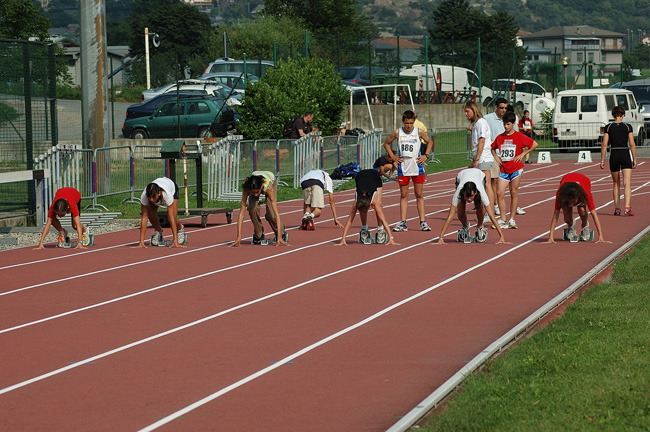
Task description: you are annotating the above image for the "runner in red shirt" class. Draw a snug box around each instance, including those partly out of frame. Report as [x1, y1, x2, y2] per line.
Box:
[491, 111, 538, 229]
[544, 173, 608, 243]
[36, 187, 89, 249]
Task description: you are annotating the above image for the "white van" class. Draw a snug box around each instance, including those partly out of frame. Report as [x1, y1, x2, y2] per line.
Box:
[552, 89, 644, 150]
[400, 64, 492, 104]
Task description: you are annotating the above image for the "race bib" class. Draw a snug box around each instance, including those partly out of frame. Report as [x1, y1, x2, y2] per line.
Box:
[500, 142, 516, 161]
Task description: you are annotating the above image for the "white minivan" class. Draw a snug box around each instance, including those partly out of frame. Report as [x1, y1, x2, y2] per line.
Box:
[400, 64, 493, 104]
[552, 89, 644, 151]
[491, 79, 550, 111]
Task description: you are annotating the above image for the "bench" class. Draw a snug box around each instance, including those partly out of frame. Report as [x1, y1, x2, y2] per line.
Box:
[59, 212, 122, 230]
[157, 208, 232, 228]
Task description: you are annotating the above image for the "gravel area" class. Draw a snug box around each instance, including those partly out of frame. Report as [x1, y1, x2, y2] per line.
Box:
[0, 219, 140, 251]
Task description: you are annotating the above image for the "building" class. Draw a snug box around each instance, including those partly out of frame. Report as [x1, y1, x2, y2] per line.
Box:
[374, 37, 424, 66]
[520, 26, 625, 86]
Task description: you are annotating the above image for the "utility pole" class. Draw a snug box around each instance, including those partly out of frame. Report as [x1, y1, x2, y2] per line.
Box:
[80, 0, 108, 150]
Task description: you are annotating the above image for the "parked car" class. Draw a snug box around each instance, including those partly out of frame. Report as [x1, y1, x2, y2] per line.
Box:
[552, 88, 644, 151]
[337, 66, 389, 86]
[203, 57, 275, 78]
[141, 79, 242, 105]
[125, 93, 215, 120]
[122, 97, 236, 139]
[198, 72, 259, 95]
[491, 78, 550, 111]
[620, 79, 650, 138]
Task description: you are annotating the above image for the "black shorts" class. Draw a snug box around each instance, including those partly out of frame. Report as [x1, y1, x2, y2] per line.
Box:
[609, 149, 633, 172]
[173, 182, 179, 199]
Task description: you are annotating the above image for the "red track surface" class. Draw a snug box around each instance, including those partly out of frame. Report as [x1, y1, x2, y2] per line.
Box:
[2, 161, 650, 431]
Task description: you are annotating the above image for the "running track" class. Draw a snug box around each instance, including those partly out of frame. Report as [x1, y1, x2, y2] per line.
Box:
[2, 161, 650, 431]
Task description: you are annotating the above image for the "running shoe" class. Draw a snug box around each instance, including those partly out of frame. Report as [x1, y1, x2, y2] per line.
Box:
[516, 207, 526, 215]
[624, 209, 634, 216]
[300, 218, 309, 230]
[497, 219, 509, 230]
[307, 220, 315, 230]
[483, 214, 491, 224]
[475, 226, 488, 243]
[420, 221, 432, 231]
[393, 220, 408, 232]
[375, 230, 387, 244]
[252, 233, 266, 245]
[565, 226, 579, 242]
[81, 228, 92, 246]
[359, 229, 372, 244]
[580, 224, 592, 242]
[614, 208, 621, 216]
[150, 230, 164, 246]
[457, 226, 471, 243]
[177, 226, 187, 245]
[494, 205, 500, 216]
[508, 219, 518, 229]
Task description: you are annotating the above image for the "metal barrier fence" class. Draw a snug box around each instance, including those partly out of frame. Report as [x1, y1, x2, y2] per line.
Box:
[206, 135, 242, 201]
[34, 144, 93, 226]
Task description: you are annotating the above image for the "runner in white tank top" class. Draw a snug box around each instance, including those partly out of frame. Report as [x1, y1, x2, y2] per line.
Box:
[382, 110, 433, 232]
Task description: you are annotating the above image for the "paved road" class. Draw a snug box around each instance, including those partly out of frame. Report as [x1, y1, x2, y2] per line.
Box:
[57, 99, 131, 141]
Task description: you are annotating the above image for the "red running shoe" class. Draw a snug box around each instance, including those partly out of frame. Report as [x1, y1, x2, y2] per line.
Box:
[624, 208, 634, 216]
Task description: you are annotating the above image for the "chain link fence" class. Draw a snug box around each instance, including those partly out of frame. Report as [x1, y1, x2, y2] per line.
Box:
[0, 39, 57, 215]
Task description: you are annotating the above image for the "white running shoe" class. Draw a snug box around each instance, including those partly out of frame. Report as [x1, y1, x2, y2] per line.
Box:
[494, 205, 500, 216]
[420, 221, 432, 231]
[516, 207, 526, 215]
[508, 219, 518, 229]
[498, 219, 509, 230]
[393, 220, 408, 232]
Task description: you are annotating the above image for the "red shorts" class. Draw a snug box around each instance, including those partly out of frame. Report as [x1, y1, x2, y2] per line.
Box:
[398, 174, 425, 186]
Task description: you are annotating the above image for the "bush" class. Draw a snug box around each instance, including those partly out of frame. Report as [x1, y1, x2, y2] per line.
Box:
[236, 57, 348, 140]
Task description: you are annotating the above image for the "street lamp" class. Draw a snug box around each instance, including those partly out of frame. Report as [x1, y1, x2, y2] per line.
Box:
[562, 55, 570, 90]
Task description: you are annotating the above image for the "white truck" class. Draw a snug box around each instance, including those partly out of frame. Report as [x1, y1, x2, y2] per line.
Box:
[400, 64, 493, 104]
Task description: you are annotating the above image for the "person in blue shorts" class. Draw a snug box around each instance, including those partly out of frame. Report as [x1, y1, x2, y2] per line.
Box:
[336, 169, 397, 246]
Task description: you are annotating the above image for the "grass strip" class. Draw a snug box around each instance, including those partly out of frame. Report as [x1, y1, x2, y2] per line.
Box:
[420, 235, 650, 431]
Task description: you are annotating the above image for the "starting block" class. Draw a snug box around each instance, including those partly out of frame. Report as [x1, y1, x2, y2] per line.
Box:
[577, 150, 592, 163]
[57, 233, 95, 248]
[537, 151, 552, 163]
[562, 227, 593, 242]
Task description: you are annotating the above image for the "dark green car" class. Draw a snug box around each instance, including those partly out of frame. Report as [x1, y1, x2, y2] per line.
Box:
[122, 97, 236, 139]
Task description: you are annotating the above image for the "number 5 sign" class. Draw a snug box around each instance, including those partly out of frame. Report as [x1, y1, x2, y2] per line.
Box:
[537, 151, 552, 163]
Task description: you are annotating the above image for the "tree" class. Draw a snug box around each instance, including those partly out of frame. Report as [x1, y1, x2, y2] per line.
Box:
[127, 0, 213, 86]
[0, 0, 51, 40]
[263, 0, 370, 37]
[428, 0, 525, 86]
[236, 57, 348, 140]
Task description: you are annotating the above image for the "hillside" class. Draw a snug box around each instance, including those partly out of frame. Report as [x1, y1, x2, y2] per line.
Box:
[358, 0, 649, 39]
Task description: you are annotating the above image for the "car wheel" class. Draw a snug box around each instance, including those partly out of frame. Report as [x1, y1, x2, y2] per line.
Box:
[483, 97, 492, 108]
[515, 101, 524, 112]
[131, 128, 147, 139]
[198, 127, 215, 138]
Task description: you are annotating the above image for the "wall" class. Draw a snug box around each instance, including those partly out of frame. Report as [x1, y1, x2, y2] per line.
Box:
[344, 103, 472, 133]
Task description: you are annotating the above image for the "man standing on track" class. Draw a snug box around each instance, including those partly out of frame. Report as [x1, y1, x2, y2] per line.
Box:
[382, 110, 434, 232]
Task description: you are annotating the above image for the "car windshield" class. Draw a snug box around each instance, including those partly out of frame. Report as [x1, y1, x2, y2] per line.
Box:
[624, 85, 650, 103]
[338, 69, 359, 80]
